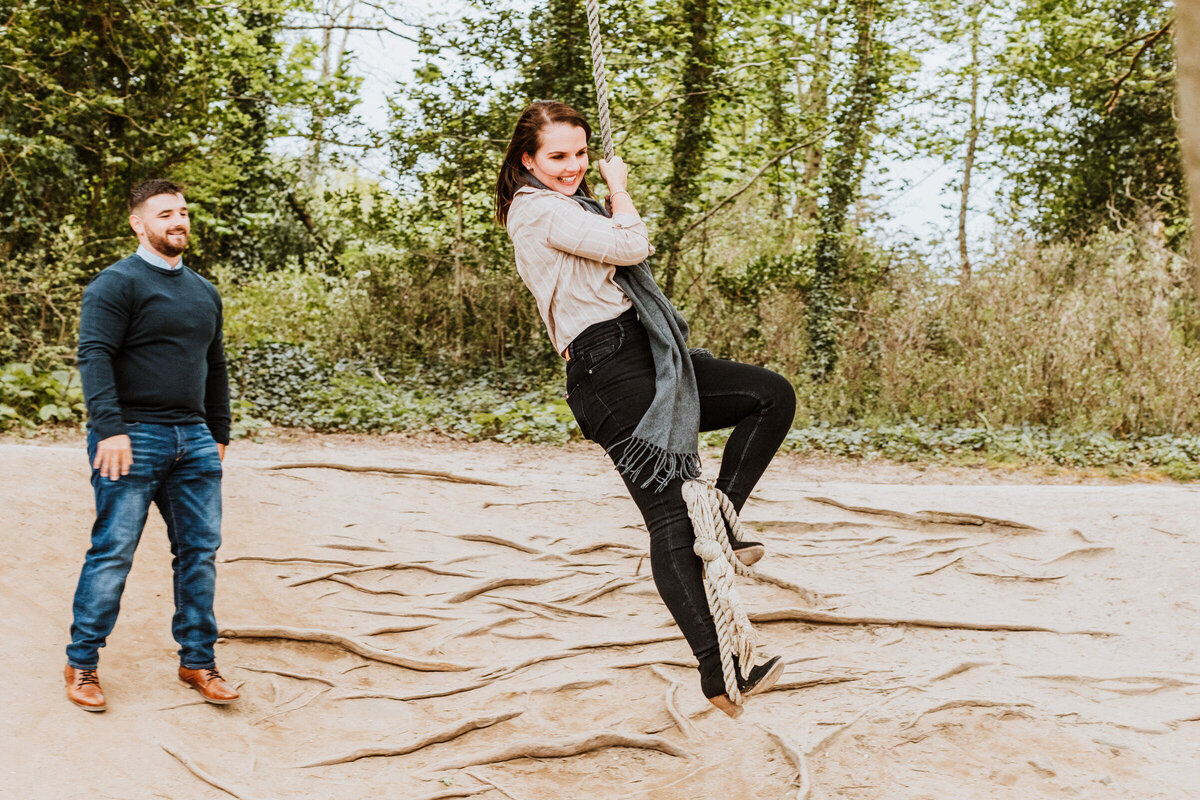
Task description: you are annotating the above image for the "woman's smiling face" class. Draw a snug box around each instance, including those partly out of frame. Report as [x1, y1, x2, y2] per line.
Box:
[521, 122, 589, 195]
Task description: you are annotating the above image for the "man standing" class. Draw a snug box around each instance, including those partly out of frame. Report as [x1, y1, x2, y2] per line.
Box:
[66, 179, 238, 710]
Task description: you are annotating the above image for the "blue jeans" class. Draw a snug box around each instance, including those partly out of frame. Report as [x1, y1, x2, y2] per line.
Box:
[67, 422, 223, 669]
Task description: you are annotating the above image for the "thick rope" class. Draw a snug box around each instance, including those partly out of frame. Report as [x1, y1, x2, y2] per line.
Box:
[584, 0, 615, 160]
[682, 478, 759, 706]
[583, 0, 756, 705]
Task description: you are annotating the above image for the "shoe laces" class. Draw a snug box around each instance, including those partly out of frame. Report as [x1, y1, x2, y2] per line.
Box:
[77, 668, 100, 687]
[202, 667, 224, 683]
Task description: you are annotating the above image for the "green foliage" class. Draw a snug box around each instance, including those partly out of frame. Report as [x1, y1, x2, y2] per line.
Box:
[773, 422, 1200, 473]
[0, 363, 86, 430]
[996, 0, 1185, 241]
[226, 340, 578, 442]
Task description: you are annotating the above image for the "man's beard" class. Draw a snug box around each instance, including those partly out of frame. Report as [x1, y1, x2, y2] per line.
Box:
[148, 227, 188, 257]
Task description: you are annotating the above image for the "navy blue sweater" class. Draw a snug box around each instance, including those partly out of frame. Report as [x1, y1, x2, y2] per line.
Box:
[77, 254, 231, 444]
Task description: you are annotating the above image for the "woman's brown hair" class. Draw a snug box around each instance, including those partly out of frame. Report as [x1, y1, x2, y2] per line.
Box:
[495, 101, 593, 227]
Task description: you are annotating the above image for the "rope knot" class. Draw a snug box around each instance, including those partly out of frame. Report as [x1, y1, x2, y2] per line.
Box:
[692, 539, 725, 563]
[681, 478, 759, 705]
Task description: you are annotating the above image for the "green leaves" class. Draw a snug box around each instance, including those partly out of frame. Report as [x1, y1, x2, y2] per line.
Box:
[0, 363, 86, 430]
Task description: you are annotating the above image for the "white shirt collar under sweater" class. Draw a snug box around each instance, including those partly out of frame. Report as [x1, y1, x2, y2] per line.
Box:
[136, 244, 184, 271]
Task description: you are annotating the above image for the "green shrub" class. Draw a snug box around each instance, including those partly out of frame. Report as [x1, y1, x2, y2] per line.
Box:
[0, 363, 86, 430]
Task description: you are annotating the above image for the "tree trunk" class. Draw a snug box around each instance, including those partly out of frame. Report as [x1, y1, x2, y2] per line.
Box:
[1178, 0, 1200, 297]
[958, 0, 980, 284]
[798, 5, 835, 222]
[807, 0, 882, 377]
[658, 0, 717, 298]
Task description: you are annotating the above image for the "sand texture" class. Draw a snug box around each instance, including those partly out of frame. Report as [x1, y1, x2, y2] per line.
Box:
[2, 435, 1198, 799]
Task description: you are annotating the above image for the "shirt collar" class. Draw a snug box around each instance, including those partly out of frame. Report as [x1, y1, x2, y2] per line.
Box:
[136, 244, 184, 271]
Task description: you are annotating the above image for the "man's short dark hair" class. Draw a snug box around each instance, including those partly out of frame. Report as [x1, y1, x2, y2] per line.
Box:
[129, 179, 185, 213]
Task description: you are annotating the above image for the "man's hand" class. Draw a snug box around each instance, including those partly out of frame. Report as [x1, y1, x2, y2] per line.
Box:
[94, 434, 133, 481]
[217, 443, 226, 461]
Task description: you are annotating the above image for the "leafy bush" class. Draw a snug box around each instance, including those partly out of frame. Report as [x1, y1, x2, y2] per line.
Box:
[0, 363, 87, 430]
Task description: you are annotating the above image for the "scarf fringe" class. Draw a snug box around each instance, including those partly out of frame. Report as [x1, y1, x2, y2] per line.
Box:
[609, 436, 702, 492]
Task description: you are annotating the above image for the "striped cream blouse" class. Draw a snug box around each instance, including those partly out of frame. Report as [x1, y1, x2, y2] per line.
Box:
[507, 186, 654, 355]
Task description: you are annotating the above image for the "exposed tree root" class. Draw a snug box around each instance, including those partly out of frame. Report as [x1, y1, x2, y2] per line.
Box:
[484, 633, 685, 681]
[614, 762, 721, 799]
[763, 676, 861, 694]
[235, 664, 335, 686]
[903, 698, 1033, 730]
[959, 567, 1065, 582]
[321, 543, 390, 552]
[1053, 711, 1169, 735]
[811, 690, 911, 753]
[409, 787, 490, 800]
[650, 666, 696, 739]
[462, 769, 528, 800]
[431, 615, 528, 651]
[553, 576, 646, 605]
[430, 732, 693, 772]
[568, 633, 685, 652]
[161, 744, 264, 800]
[914, 556, 963, 576]
[550, 577, 627, 604]
[454, 533, 544, 554]
[360, 622, 440, 635]
[298, 710, 523, 767]
[494, 677, 612, 701]
[492, 631, 560, 641]
[643, 705, 716, 735]
[759, 725, 811, 800]
[338, 607, 459, 620]
[925, 660, 998, 683]
[291, 560, 478, 588]
[492, 595, 608, 619]
[614, 657, 698, 670]
[336, 677, 494, 703]
[568, 541, 642, 556]
[326, 574, 410, 597]
[254, 687, 331, 725]
[1024, 674, 1198, 694]
[487, 598, 558, 621]
[266, 462, 507, 486]
[448, 576, 562, 603]
[221, 555, 362, 567]
[158, 699, 208, 711]
[750, 571, 821, 606]
[806, 496, 1041, 531]
[219, 626, 478, 671]
[1038, 546, 1114, 565]
[749, 607, 1112, 635]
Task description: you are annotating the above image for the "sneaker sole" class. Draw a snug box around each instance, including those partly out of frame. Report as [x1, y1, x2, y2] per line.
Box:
[745, 657, 786, 696]
[179, 680, 238, 704]
[734, 545, 765, 567]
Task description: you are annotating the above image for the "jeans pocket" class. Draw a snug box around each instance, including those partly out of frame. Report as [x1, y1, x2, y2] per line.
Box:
[584, 328, 625, 374]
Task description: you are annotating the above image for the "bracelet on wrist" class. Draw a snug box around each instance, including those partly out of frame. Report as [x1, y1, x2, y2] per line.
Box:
[608, 190, 631, 201]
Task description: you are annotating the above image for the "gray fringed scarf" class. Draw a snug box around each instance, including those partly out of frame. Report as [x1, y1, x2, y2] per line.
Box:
[524, 173, 703, 491]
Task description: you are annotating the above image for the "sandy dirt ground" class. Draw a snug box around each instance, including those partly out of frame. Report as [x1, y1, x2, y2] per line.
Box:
[2, 432, 1198, 800]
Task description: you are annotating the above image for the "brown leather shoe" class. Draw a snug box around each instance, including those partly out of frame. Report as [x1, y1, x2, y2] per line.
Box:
[65, 664, 107, 711]
[178, 665, 239, 704]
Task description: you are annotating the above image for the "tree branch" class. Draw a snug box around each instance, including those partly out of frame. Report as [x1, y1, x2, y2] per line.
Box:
[681, 140, 813, 237]
[1104, 19, 1173, 113]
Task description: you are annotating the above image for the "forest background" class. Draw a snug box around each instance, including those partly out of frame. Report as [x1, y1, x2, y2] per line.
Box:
[2, 0, 1199, 477]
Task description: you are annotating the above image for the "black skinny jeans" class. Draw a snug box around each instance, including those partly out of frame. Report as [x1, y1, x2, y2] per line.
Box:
[564, 309, 796, 696]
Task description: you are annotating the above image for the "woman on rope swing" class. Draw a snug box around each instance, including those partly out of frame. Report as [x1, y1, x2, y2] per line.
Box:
[495, 101, 796, 717]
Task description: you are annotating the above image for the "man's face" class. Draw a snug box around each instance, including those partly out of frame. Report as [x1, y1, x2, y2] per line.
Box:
[130, 193, 190, 257]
